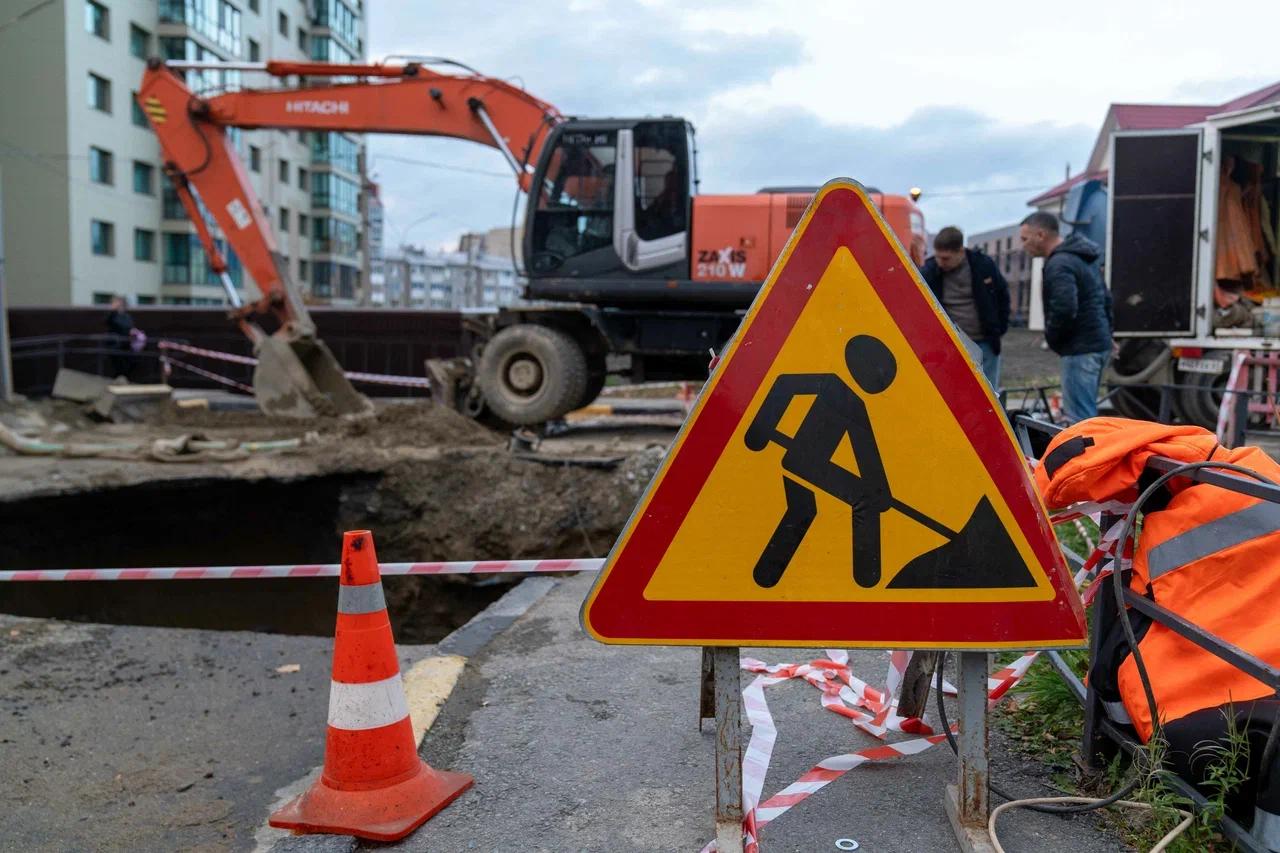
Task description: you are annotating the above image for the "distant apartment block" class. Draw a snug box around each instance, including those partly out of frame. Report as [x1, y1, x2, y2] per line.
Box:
[0, 0, 368, 307]
[375, 232, 520, 311]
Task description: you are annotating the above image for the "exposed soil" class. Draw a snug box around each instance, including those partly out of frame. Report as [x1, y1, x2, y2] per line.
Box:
[0, 396, 666, 639]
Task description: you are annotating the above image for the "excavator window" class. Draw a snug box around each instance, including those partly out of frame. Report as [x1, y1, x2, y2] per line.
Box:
[633, 121, 688, 242]
[530, 130, 617, 268]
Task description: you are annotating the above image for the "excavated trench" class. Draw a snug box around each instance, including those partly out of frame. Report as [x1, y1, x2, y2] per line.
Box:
[0, 448, 661, 641]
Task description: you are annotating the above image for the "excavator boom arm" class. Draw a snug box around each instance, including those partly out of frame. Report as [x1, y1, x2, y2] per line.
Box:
[138, 59, 562, 319]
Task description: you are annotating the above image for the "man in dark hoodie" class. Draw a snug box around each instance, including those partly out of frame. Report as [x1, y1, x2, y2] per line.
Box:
[1019, 212, 1113, 422]
[919, 226, 1010, 389]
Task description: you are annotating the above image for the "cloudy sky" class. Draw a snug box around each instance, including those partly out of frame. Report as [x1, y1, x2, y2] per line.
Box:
[367, 0, 1280, 252]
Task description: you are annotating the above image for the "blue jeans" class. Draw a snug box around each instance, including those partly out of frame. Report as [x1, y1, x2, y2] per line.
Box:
[976, 339, 1001, 391]
[1061, 350, 1110, 423]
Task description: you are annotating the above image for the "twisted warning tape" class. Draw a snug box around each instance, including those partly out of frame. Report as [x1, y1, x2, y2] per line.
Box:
[0, 558, 603, 582]
[704, 532, 1116, 852]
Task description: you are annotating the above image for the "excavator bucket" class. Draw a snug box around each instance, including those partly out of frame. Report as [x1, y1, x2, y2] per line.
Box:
[253, 332, 373, 419]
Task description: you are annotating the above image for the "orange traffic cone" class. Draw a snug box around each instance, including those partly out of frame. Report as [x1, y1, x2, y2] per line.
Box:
[269, 530, 473, 841]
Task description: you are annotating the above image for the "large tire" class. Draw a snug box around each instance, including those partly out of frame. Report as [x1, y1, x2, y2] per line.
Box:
[578, 355, 608, 410]
[1175, 368, 1229, 430]
[1107, 339, 1172, 421]
[477, 324, 588, 425]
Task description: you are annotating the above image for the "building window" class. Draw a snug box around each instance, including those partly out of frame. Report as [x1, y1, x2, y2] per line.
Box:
[129, 23, 150, 58]
[132, 160, 154, 194]
[298, 167, 308, 190]
[91, 220, 115, 256]
[137, 295, 156, 305]
[314, 0, 360, 49]
[85, 0, 109, 39]
[249, 146, 261, 172]
[248, 37, 260, 62]
[163, 233, 243, 287]
[297, 27, 307, 52]
[93, 292, 115, 305]
[298, 213, 308, 233]
[311, 174, 360, 216]
[159, 0, 242, 57]
[88, 73, 111, 112]
[310, 35, 354, 64]
[279, 207, 289, 232]
[89, 147, 114, 185]
[278, 159, 289, 182]
[299, 259, 309, 282]
[277, 10, 287, 36]
[130, 93, 148, 127]
[248, 0, 258, 12]
[134, 229, 156, 262]
[312, 216, 358, 254]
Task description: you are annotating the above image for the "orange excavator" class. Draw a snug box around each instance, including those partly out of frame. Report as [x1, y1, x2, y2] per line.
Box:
[139, 57, 926, 422]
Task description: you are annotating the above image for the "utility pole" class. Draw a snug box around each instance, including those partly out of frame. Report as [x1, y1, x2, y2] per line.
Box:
[357, 148, 371, 307]
[0, 165, 12, 402]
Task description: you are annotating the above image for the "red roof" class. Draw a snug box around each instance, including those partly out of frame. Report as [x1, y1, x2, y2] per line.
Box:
[1218, 81, 1280, 114]
[1109, 103, 1216, 130]
[1029, 80, 1280, 207]
[1027, 170, 1108, 207]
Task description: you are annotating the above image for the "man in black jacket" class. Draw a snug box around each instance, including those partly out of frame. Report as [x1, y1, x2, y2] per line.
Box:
[1019, 212, 1113, 422]
[919, 226, 1010, 389]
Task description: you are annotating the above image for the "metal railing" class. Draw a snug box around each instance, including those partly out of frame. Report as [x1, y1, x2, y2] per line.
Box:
[9, 334, 176, 394]
[1015, 414, 1280, 851]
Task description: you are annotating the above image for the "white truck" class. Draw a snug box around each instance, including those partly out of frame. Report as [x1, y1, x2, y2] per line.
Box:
[1106, 100, 1280, 428]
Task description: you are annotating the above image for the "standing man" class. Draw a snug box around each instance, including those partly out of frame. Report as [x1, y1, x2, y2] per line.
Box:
[104, 294, 135, 379]
[1019, 212, 1113, 423]
[920, 226, 1010, 389]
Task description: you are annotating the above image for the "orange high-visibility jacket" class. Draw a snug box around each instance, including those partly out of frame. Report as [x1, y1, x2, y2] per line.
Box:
[1035, 417, 1280, 741]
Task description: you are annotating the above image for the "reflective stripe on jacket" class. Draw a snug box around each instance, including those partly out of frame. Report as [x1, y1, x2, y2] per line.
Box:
[1035, 417, 1280, 742]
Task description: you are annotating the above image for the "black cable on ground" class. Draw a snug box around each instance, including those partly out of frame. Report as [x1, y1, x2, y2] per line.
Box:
[934, 651, 1141, 814]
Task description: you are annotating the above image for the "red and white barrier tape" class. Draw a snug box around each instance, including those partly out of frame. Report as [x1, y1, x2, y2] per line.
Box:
[158, 340, 256, 366]
[704, 541, 1112, 852]
[0, 558, 603, 583]
[156, 340, 433, 390]
[160, 356, 255, 394]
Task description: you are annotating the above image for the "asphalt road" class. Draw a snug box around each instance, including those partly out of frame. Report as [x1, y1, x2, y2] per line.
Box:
[0, 614, 437, 853]
[379, 574, 1127, 853]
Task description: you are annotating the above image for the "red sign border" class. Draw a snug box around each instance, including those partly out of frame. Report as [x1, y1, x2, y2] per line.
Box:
[581, 180, 1086, 649]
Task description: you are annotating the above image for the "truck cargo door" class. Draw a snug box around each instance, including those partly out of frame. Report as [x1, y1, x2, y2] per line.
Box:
[1108, 129, 1203, 336]
[613, 121, 689, 272]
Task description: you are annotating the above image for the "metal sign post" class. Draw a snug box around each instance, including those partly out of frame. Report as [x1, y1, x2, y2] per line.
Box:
[945, 651, 997, 853]
[711, 646, 745, 853]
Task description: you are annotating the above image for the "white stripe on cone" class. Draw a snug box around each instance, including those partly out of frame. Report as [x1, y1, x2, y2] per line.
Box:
[327, 674, 411, 731]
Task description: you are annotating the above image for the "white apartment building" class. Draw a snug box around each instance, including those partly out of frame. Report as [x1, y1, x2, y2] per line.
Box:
[0, 0, 368, 307]
[379, 239, 520, 311]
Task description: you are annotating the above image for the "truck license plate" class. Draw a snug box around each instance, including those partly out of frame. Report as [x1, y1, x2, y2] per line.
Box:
[1178, 357, 1226, 375]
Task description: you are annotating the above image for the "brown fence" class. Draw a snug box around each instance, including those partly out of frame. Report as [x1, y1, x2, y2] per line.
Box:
[7, 306, 468, 397]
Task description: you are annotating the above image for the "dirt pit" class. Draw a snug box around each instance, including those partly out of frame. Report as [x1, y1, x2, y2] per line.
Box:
[0, 399, 667, 642]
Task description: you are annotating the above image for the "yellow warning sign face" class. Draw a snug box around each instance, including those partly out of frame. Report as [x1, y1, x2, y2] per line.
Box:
[642, 245, 1053, 604]
[581, 179, 1085, 649]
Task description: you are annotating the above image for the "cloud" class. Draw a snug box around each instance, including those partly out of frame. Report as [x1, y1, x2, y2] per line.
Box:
[1169, 76, 1277, 104]
[366, 1, 1093, 250]
[695, 106, 1095, 233]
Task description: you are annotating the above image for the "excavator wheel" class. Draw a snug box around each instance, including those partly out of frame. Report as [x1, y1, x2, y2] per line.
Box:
[579, 355, 608, 410]
[477, 324, 588, 425]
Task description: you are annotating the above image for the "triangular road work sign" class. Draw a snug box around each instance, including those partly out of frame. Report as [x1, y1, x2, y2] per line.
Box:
[581, 179, 1085, 649]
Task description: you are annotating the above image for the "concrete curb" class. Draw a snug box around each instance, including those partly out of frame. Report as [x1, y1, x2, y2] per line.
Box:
[259, 576, 558, 853]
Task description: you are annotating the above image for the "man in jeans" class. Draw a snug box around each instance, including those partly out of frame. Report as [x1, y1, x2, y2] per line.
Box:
[920, 226, 1010, 389]
[1019, 212, 1113, 422]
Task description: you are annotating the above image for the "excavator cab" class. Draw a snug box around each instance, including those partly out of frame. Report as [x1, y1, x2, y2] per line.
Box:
[524, 118, 692, 282]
